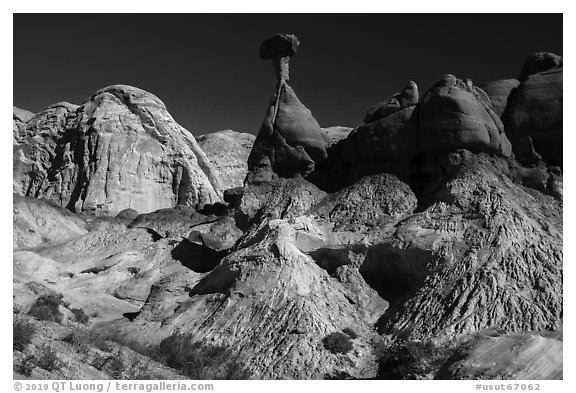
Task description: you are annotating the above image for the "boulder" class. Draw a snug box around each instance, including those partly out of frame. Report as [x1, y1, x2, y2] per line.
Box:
[187, 216, 243, 252]
[197, 130, 255, 189]
[115, 208, 140, 224]
[478, 78, 520, 117]
[128, 206, 213, 238]
[13, 85, 222, 215]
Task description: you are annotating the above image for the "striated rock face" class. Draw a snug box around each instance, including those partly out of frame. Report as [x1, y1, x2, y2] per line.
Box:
[13, 86, 222, 215]
[13, 151, 562, 379]
[13, 195, 88, 250]
[437, 333, 563, 380]
[505, 66, 563, 166]
[478, 79, 520, 117]
[13, 103, 79, 197]
[13, 106, 35, 144]
[197, 130, 255, 190]
[377, 154, 562, 339]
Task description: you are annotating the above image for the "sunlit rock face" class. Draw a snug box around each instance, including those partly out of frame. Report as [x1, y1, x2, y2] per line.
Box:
[13, 85, 222, 215]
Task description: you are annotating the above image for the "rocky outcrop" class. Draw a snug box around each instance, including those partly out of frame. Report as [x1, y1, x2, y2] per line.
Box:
[377, 154, 562, 339]
[437, 333, 563, 379]
[13, 106, 35, 144]
[419, 75, 511, 157]
[196, 130, 255, 190]
[364, 81, 419, 124]
[247, 34, 328, 183]
[320, 126, 353, 149]
[13, 86, 222, 216]
[12, 151, 562, 379]
[12, 37, 563, 381]
[478, 79, 520, 117]
[13, 195, 88, 250]
[517, 52, 562, 83]
[318, 75, 513, 192]
[505, 64, 562, 166]
[13, 103, 79, 197]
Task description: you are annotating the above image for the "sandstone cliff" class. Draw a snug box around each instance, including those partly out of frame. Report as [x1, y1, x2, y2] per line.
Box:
[13, 85, 222, 216]
[197, 130, 255, 190]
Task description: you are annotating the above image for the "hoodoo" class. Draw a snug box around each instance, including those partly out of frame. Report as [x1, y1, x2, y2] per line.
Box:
[246, 34, 328, 183]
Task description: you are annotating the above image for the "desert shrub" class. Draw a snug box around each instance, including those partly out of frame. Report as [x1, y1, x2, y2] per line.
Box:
[36, 345, 60, 372]
[15, 355, 35, 376]
[342, 327, 358, 339]
[377, 339, 456, 379]
[98, 330, 149, 354]
[28, 294, 63, 323]
[126, 360, 155, 380]
[152, 332, 250, 379]
[71, 308, 89, 324]
[62, 327, 109, 352]
[106, 355, 125, 379]
[323, 332, 353, 354]
[127, 267, 140, 275]
[13, 318, 36, 351]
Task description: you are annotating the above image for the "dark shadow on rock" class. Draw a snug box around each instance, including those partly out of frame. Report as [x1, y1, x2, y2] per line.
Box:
[123, 311, 139, 321]
[309, 245, 367, 275]
[188, 262, 239, 297]
[171, 239, 224, 273]
[309, 248, 351, 275]
[360, 244, 432, 308]
[433, 349, 468, 380]
[142, 228, 163, 242]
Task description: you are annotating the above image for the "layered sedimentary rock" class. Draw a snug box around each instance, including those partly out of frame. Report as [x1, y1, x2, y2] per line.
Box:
[322, 75, 512, 191]
[364, 80, 419, 123]
[437, 333, 563, 380]
[505, 64, 563, 166]
[13, 86, 222, 215]
[478, 79, 520, 117]
[419, 75, 511, 157]
[517, 52, 563, 82]
[247, 34, 328, 183]
[13, 103, 79, 197]
[13, 106, 35, 144]
[13, 194, 88, 250]
[12, 37, 563, 380]
[377, 154, 562, 339]
[320, 126, 353, 149]
[197, 130, 255, 190]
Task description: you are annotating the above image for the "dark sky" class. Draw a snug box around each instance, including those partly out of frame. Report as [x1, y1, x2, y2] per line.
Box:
[13, 14, 562, 136]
